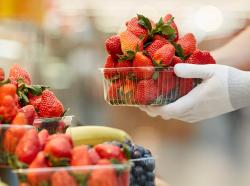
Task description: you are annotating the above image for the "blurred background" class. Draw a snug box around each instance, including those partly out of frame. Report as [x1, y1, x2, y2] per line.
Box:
[0, 0, 250, 185]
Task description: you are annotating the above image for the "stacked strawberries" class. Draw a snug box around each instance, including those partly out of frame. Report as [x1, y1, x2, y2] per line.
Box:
[103, 13, 216, 105]
[0, 64, 65, 125]
[5, 128, 128, 186]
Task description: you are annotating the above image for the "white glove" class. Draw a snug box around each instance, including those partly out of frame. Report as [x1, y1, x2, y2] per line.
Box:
[140, 64, 250, 123]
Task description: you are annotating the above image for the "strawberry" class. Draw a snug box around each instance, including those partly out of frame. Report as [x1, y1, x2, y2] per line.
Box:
[163, 14, 179, 41]
[126, 17, 148, 42]
[123, 79, 136, 104]
[103, 55, 117, 79]
[107, 81, 122, 101]
[145, 39, 168, 59]
[19, 183, 31, 186]
[38, 129, 49, 149]
[88, 148, 100, 165]
[116, 60, 132, 78]
[9, 63, 31, 86]
[37, 90, 64, 118]
[15, 129, 40, 164]
[153, 44, 175, 66]
[0, 68, 4, 81]
[3, 126, 26, 153]
[11, 112, 28, 125]
[0, 95, 18, 123]
[171, 56, 183, 66]
[105, 35, 123, 57]
[47, 133, 73, 147]
[187, 50, 216, 64]
[28, 95, 42, 110]
[71, 145, 91, 166]
[153, 34, 167, 42]
[156, 71, 177, 96]
[88, 159, 118, 186]
[51, 170, 77, 186]
[0, 83, 16, 105]
[179, 78, 194, 96]
[177, 33, 196, 56]
[44, 134, 73, 166]
[120, 30, 143, 53]
[28, 152, 50, 186]
[95, 144, 126, 161]
[135, 79, 157, 104]
[133, 52, 154, 79]
[18, 105, 36, 125]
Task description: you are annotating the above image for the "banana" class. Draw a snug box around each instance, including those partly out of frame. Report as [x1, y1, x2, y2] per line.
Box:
[66, 126, 132, 146]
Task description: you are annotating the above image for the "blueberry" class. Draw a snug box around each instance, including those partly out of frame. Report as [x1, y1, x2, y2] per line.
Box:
[146, 172, 155, 181]
[134, 166, 144, 177]
[132, 150, 142, 159]
[135, 145, 145, 156]
[137, 175, 146, 185]
[144, 159, 155, 172]
[144, 149, 152, 156]
[145, 181, 155, 186]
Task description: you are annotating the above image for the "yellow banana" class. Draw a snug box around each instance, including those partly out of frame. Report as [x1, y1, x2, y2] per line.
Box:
[66, 126, 132, 146]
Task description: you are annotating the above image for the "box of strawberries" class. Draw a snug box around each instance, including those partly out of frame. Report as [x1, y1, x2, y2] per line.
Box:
[101, 13, 216, 106]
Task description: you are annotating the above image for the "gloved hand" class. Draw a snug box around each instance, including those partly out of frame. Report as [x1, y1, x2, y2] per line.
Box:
[140, 64, 250, 123]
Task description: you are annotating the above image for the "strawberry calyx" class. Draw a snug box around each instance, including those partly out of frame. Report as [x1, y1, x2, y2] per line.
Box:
[46, 154, 70, 167]
[137, 14, 152, 33]
[0, 79, 11, 86]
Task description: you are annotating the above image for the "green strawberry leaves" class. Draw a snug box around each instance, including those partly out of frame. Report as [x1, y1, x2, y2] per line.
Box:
[137, 14, 152, 32]
[118, 44, 140, 62]
[171, 42, 186, 60]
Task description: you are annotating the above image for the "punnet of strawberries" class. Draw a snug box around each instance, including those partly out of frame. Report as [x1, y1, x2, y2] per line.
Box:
[3, 128, 130, 186]
[102, 13, 216, 105]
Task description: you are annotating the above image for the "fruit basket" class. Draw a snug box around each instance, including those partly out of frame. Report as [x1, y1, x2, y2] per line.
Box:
[33, 115, 74, 134]
[13, 163, 130, 186]
[100, 67, 200, 106]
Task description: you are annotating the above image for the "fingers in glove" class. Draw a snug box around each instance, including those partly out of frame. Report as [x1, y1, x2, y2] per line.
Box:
[174, 64, 215, 79]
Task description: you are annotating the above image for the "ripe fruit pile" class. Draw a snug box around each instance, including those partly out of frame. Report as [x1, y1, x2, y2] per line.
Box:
[103, 13, 216, 105]
[4, 128, 129, 186]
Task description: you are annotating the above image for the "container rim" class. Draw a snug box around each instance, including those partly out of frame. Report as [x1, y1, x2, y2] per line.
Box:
[13, 163, 131, 173]
[99, 66, 174, 71]
[0, 124, 34, 129]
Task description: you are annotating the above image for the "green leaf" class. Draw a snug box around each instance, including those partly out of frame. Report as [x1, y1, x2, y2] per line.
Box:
[171, 42, 185, 60]
[26, 85, 48, 96]
[118, 50, 136, 61]
[137, 14, 152, 32]
[143, 41, 152, 49]
[152, 71, 159, 80]
[71, 173, 88, 186]
[0, 78, 10, 86]
[161, 25, 175, 37]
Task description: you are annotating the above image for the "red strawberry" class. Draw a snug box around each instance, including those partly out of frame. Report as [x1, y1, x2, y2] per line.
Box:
[145, 39, 168, 59]
[19, 105, 36, 124]
[11, 112, 28, 125]
[38, 129, 49, 149]
[133, 52, 154, 79]
[0, 95, 18, 123]
[177, 33, 196, 56]
[187, 50, 216, 64]
[163, 14, 179, 41]
[19, 183, 31, 186]
[51, 170, 77, 186]
[103, 55, 117, 80]
[120, 30, 143, 53]
[3, 126, 26, 153]
[179, 78, 194, 96]
[71, 145, 91, 166]
[28, 152, 50, 186]
[153, 44, 175, 66]
[105, 35, 123, 57]
[15, 129, 40, 164]
[123, 79, 136, 104]
[0, 83, 17, 104]
[47, 133, 73, 147]
[171, 56, 183, 66]
[88, 159, 118, 186]
[153, 34, 167, 42]
[88, 148, 100, 165]
[95, 144, 126, 161]
[116, 60, 132, 78]
[135, 79, 157, 104]
[0, 68, 4, 81]
[126, 17, 148, 42]
[37, 90, 64, 118]
[157, 71, 177, 96]
[9, 63, 31, 86]
[118, 171, 129, 186]
[44, 134, 73, 166]
[107, 81, 122, 101]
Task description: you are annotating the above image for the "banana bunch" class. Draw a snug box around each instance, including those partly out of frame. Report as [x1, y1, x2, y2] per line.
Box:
[66, 126, 132, 146]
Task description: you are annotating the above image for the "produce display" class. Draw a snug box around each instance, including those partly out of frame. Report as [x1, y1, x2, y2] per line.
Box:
[102, 13, 216, 105]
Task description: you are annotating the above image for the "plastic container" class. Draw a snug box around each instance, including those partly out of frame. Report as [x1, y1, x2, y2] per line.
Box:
[100, 67, 201, 106]
[33, 115, 74, 134]
[13, 163, 130, 186]
[130, 157, 156, 186]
